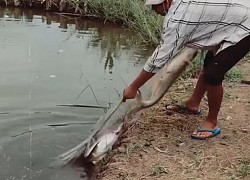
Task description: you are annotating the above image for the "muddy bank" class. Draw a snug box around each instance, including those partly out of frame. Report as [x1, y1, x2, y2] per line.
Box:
[98, 59, 250, 180]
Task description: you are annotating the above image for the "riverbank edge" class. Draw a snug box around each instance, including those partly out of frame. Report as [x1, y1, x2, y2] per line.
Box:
[0, 0, 162, 45]
[97, 59, 250, 180]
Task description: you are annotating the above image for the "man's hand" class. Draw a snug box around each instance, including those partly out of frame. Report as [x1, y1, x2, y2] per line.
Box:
[122, 69, 155, 102]
[122, 86, 138, 102]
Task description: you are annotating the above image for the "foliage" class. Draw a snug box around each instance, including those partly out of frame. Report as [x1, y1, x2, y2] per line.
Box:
[86, 0, 162, 45]
[181, 51, 205, 79]
[237, 159, 250, 178]
[181, 51, 244, 82]
[225, 68, 244, 83]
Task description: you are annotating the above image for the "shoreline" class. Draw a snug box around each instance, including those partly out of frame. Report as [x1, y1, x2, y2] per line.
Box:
[98, 60, 250, 180]
[0, 0, 162, 45]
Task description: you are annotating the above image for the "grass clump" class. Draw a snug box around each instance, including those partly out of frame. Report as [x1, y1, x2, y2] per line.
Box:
[237, 159, 250, 178]
[63, 0, 162, 45]
[181, 51, 244, 83]
[181, 51, 205, 79]
[68, 0, 248, 80]
[225, 68, 244, 83]
[245, 52, 250, 58]
[150, 163, 167, 176]
[87, 0, 162, 45]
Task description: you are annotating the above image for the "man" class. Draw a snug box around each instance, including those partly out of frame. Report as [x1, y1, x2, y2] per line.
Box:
[122, 0, 250, 140]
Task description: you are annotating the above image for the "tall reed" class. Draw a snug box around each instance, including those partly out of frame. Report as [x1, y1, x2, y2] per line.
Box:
[85, 0, 163, 45]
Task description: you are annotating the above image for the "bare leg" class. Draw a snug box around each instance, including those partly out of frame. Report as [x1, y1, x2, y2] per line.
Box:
[184, 71, 207, 112]
[191, 36, 249, 138]
[207, 84, 223, 122]
[193, 84, 223, 137]
[177, 72, 223, 138]
[166, 70, 207, 112]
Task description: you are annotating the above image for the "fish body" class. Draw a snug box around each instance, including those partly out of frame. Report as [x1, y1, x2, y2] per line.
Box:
[52, 102, 124, 168]
[53, 47, 198, 174]
[136, 47, 198, 108]
[85, 123, 123, 164]
[88, 132, 120, 164]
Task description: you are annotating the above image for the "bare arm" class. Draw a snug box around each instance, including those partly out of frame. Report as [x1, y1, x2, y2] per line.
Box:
[130, 70, 155, 89]
[123, 13, 191, 101]
[122, 70, 155, 101]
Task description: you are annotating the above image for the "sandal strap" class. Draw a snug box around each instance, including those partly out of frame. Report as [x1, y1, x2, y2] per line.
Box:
[197, 127, 221, 133]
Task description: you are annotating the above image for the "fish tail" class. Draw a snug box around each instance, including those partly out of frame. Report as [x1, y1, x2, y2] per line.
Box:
[50, 138, 90, 167]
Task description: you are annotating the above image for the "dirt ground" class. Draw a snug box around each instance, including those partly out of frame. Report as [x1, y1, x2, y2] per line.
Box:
[98, 58, 250, 180]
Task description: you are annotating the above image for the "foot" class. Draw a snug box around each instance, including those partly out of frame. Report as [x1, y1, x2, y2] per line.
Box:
[166, 103, 201, 115]
[191, 120, 220, 140]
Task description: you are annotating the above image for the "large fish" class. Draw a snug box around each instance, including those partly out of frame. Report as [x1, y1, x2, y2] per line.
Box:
[137, 47, 198, 108]
[50, 99, 136, 179]
[51, 47, 198, 179]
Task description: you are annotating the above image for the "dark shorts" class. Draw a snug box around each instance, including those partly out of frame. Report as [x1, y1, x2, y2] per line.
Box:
[203, 35, 250, 85]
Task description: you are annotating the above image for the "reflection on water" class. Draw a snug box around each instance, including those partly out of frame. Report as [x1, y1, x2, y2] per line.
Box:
[0, 7, 153, 180]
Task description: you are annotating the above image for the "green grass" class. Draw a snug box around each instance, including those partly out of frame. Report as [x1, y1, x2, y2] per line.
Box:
[238, 159, 250, 178]
[87, 0, 162, 45]
[181, 51, 205, 79]
[150, 163, 167, 176]
[56, 0, 248, 82]
[225, 68, 244, 83]
[245, 52, 250, 58]
[181, 51, 244, 83]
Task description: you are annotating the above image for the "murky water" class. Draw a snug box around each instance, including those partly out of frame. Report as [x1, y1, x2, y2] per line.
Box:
[0, 7, 152, 180]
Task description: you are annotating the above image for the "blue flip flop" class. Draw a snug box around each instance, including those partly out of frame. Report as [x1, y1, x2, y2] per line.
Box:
[191, 127, 221, 140]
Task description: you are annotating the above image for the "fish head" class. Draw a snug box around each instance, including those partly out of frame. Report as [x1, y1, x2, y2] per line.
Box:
[112, 123, 123, 134]
[86, 123, 124, 164]
[84, 123, 123, 159]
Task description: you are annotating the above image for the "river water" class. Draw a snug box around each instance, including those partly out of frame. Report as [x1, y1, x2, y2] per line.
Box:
[0, 7, 152, 180]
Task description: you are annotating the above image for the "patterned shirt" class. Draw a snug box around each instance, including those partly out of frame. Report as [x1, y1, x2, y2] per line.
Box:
[144, 0, 250, 73]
